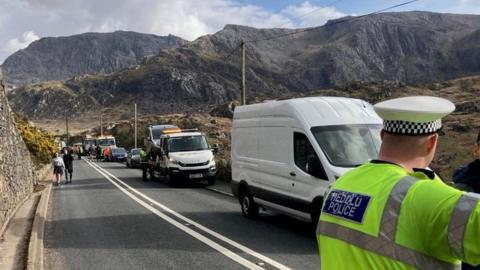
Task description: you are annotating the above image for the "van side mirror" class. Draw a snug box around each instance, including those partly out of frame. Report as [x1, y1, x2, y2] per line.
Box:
[212, 143, 219, 154]
[307, 155, 327, 180]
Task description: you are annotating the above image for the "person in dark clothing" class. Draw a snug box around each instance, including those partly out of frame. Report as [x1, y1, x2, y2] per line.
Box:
[63, 148, 74, 183]
[453, 131, 480, 192]
[453, 130, 480, 270]
[96, 145, 102, 162]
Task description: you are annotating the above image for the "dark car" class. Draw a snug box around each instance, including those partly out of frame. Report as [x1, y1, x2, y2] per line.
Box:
[126, 148, 141, 168]
[111, 147, 127, 162]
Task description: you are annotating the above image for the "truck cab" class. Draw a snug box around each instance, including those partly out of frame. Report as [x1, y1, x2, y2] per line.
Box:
[145, 125, 179, 158]
[153, 130, 218, 186]
[97, 136, 117, 159]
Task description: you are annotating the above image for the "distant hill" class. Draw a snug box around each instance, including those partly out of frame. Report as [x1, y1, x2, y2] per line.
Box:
[2, 31, 188, 86]
[7, 11, 480, 119]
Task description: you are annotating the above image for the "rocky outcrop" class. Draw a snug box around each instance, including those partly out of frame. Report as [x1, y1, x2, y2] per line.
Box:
[0, 68, 36, 232]
[7, 12, 480, 119]
[2, 31, 188, 87]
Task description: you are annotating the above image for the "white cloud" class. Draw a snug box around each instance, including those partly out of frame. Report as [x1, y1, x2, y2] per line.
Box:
[0, 0, 346, 62]
[4, 31, 40, 54]
[281, 1, 346, 28]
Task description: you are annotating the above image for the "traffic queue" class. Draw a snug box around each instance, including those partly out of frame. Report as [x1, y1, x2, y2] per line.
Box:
[75, 95, 480, 269]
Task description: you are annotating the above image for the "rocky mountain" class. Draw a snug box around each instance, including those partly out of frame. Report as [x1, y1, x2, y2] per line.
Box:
[7, 11, 480, 119]
[2, 31, 188, 87]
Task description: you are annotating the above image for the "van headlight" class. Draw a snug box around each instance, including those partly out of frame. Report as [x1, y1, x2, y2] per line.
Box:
[169, 157, 178, 165]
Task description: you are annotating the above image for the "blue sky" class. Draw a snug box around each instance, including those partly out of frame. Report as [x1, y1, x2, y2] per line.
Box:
[1, 0, 479, 63]
[240, 0, 479, 14]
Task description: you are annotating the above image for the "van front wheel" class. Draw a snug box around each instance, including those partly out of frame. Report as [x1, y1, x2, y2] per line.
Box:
[240, 191, 259, 218]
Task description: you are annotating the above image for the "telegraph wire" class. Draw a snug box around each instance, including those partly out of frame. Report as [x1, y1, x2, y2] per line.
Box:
[247, 0, 419, 43]
[273, 0, 344, 29]
[223, 0, 344, 62]
[223, 0, 419, 62]
[223, 43, 242, 62]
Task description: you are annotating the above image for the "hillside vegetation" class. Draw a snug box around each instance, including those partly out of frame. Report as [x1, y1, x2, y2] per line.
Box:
[14, 113, 57, 166]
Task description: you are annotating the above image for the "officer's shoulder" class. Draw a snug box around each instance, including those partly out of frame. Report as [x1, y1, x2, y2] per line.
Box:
[411, 168, 437, 180]
[410, 169, 462, 193]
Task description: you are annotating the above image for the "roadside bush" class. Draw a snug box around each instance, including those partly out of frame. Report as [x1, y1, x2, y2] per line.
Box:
[14, 113, 57, 166]
[216, 159, 231, 182]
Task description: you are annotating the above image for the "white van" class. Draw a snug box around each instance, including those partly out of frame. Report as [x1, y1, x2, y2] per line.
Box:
[231, 97, 382, 223]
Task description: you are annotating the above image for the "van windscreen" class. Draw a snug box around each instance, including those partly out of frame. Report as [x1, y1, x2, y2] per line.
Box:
[311, 124, 382, 167]
[168, 136, 209, 152]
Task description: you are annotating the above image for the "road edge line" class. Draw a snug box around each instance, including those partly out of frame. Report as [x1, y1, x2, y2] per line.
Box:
[27, 182, 52, 270]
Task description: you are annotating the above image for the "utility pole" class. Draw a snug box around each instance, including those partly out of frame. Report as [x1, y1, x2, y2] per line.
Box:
[100, 113, 103, 137]
[134, 103, 137, 149]
[241, 40, 246, 105]
[65, 109, 69, 147]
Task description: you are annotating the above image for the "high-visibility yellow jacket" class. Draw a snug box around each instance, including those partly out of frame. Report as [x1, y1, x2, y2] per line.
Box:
[139, 149, 148, 162]
[317, 160, 480, 270]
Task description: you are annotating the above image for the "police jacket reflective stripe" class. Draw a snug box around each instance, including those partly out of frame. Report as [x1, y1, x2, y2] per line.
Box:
[317, 161, 480, 270]
[318, 176, 455, 270]
[448, 192, 480, 260]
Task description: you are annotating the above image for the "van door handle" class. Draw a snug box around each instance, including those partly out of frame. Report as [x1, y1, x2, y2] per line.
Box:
[290, 172, 296, 177]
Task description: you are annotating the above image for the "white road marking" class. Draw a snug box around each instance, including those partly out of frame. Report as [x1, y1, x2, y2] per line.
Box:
[84, 159, 264, 270]
[86, 160, 292, 270]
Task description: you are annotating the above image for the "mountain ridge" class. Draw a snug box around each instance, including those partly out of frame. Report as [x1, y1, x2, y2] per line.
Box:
[7, 11, 480, 119]
[2, 31, 188, 86]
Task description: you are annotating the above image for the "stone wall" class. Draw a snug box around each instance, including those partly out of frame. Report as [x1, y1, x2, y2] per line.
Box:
[0, 68, 36, 232]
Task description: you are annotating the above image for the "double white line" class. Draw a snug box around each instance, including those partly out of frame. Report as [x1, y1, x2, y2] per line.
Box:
[84, 159, 292, 270]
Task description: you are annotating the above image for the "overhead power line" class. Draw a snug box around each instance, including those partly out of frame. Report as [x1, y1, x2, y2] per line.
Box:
[274, 0, 344, 29]
[225, 0, 420, 105]
[248, 0, 419, 43]
[223, 43, 242, 62]
[224, 0, 345, 62]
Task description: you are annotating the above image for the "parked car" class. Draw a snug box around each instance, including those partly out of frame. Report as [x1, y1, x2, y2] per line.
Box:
[110, 147, 127, 162]
[231, 97, 382, 224]
[126, 148, 141, 168]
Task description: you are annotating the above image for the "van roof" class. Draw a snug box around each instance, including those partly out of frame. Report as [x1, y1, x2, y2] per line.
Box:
[234, 97, 381, 126]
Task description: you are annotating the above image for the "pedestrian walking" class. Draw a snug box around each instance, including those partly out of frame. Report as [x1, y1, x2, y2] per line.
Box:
[63, 148, 74, 184]
[139, 148, 148, 181]
[89, 145, 95, 160]
[96, 145, 102, 162]
[316, 96, 480, 269]
[52, 153, 65, 186]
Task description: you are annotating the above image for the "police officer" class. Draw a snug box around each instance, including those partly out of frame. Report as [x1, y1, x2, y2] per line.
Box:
[139, 148, 148, 181]
[317, 96, 480, 269]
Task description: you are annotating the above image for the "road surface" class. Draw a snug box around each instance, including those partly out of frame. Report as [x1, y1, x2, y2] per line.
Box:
[45, 158, 319, 270]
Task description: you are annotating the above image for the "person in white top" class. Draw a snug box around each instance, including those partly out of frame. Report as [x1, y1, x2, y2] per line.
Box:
[52, 152, 65, 186]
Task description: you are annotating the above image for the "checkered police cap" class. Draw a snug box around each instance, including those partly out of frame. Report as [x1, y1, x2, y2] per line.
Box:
[383, 119, 442, 135]
[374, 96, 455, 136]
